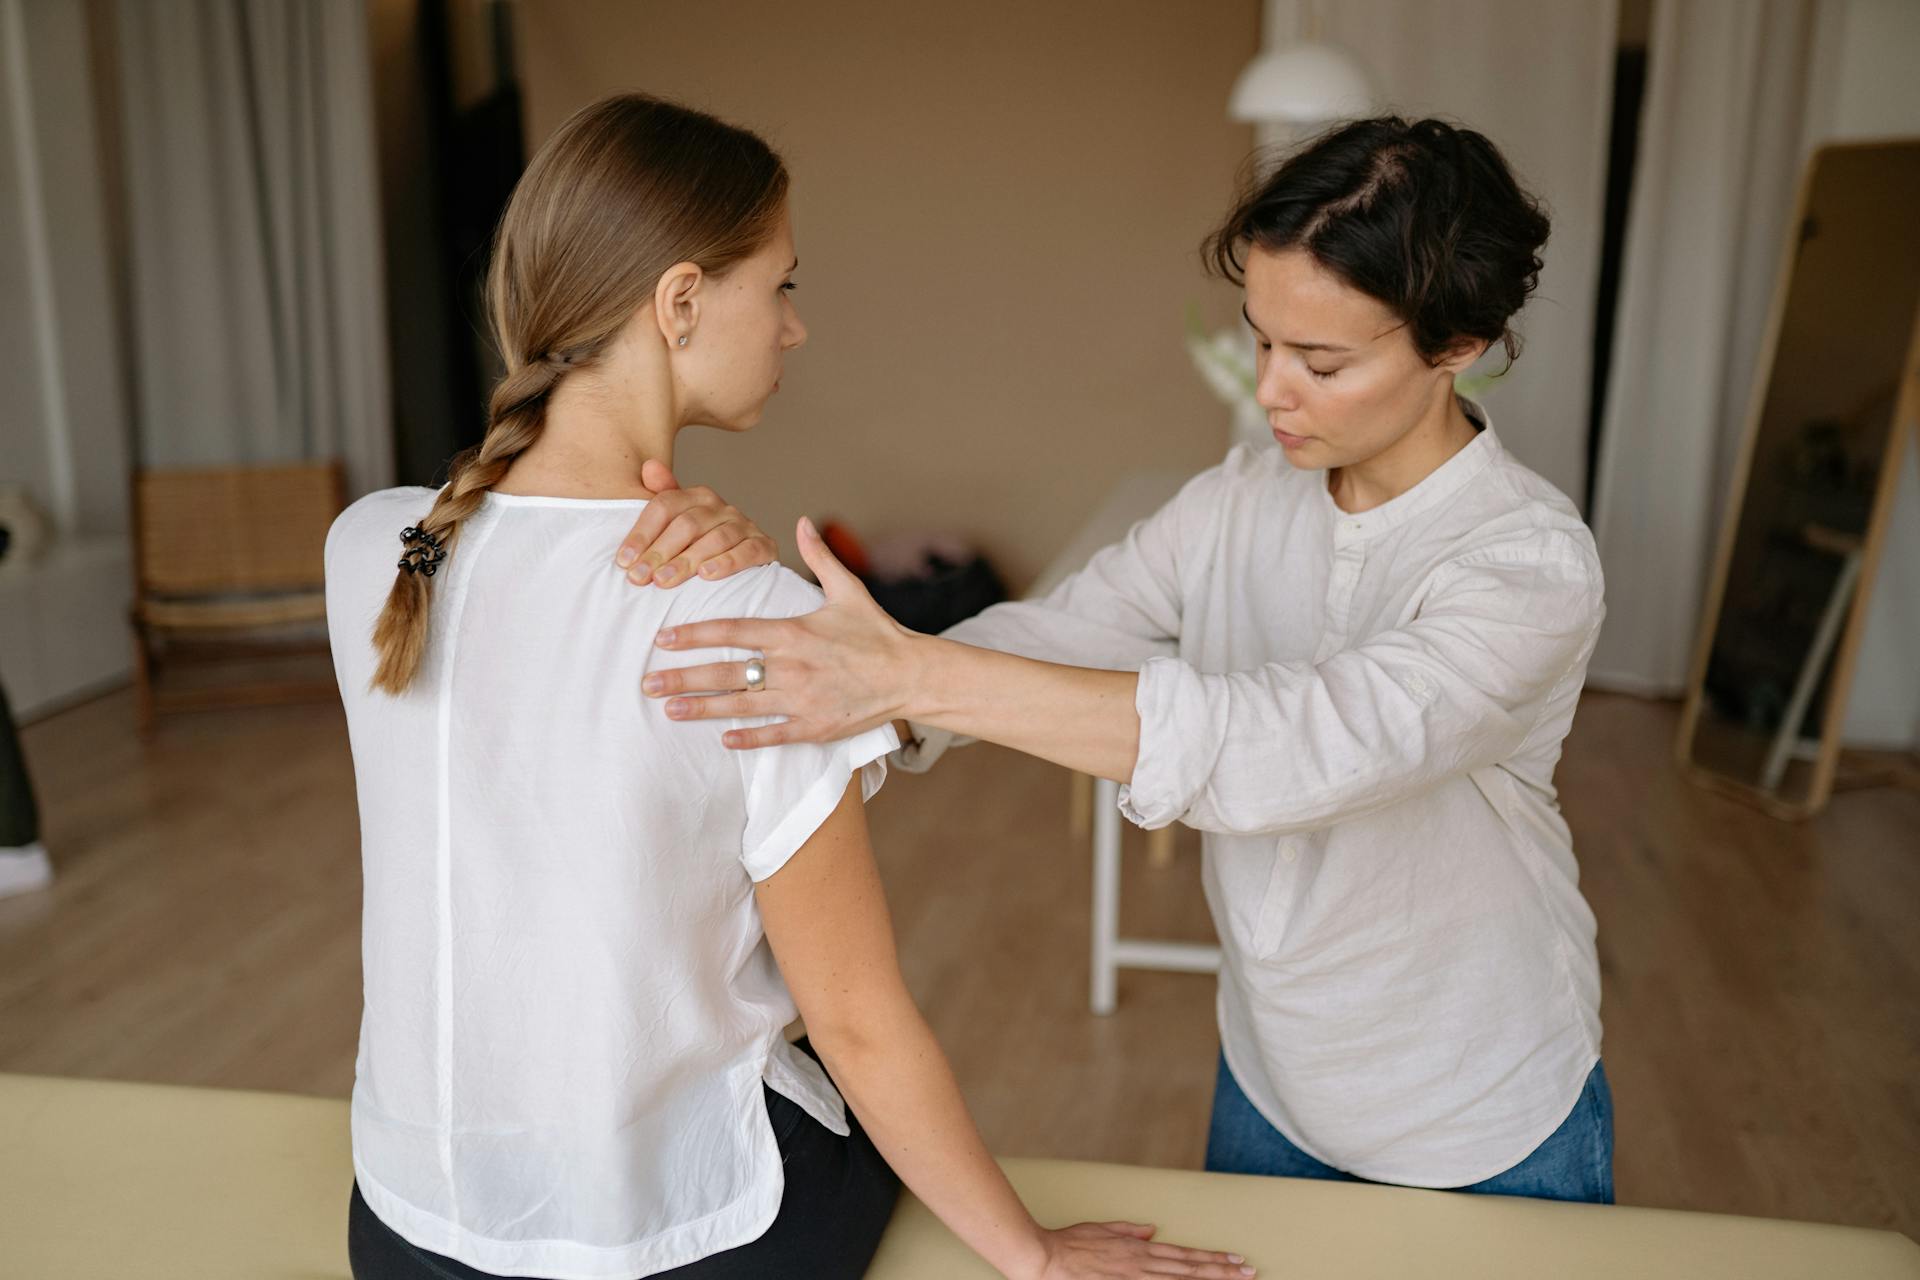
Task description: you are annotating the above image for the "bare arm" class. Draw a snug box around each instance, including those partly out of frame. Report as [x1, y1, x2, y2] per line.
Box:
[906, 638, 1141, 782]
[654, 519, 1604, 838]
[756, 781, 1252, 1280]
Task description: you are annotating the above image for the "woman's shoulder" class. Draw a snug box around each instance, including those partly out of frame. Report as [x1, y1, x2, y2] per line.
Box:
[339, 485, 439, 520]
[1473, 447, 1598, 563]
[659, 562, 825, 627]
[1438, 472, 1603, 614]
[326, 486, 439, 561]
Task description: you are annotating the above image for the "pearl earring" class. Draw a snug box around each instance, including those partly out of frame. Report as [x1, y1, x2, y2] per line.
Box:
[677, 335, 688, 347]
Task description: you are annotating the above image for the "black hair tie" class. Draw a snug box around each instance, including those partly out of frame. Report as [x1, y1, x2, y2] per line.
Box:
[398, 525, 448, 577]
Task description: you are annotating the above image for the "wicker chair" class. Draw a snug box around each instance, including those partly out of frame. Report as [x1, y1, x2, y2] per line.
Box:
[130, 462, 347, 732]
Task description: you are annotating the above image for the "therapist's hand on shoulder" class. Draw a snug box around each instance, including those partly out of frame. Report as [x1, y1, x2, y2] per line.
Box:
[614, 460, 779, 587]
[645, 516, 917, 749]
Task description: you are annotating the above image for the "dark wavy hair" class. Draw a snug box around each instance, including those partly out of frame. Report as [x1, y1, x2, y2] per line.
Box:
[1204, 116, 1550, 370]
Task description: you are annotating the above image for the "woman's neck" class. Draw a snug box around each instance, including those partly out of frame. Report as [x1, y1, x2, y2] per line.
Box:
[1326, 389, 1479, 514]
[493, 377, 678, 500]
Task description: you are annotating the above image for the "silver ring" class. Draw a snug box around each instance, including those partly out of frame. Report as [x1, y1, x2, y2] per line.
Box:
[744, 658, 766, 693]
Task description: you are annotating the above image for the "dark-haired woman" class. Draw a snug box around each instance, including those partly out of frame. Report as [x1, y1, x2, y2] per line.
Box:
[628, 117, 1614, 1204]
[328, 94, 1251, 1280]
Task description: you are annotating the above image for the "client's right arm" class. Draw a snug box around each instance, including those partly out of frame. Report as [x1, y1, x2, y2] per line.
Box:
[756, 780, 1253, 1280]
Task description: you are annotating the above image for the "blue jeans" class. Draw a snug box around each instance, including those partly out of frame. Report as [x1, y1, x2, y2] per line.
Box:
[1205, 1053, 1615, 1204]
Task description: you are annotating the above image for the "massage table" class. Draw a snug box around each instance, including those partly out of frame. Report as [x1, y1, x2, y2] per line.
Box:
[5, 1073, 1916, 1278]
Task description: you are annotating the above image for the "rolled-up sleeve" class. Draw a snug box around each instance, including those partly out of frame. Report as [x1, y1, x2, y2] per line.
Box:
[1120, 538, 1604, 835]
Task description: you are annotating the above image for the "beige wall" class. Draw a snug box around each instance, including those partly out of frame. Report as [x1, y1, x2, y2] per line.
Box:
[514, 0, 1257, 588]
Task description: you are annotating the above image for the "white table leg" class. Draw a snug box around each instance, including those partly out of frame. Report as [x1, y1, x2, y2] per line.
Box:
[1090, 777, 1121, 1015]
[1086, 776, 1221, 1016]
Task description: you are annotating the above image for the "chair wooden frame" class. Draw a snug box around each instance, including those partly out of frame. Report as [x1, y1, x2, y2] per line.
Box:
[129, 461, 347, 733]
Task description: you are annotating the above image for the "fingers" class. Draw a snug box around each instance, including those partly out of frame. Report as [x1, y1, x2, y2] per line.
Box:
[643, 508, 727, 586]
[1066, 1224, 1252, 1277]
[1142, 1262, 1255, 1278]
[720, 722, 806, 751]
[642, 662, 750, 698]
[614, 473, 771, 588]
[668, 523, 773, 588]
[616, 499, 679, 577]
[651, 693, 828, 750]
[640, 457, 679, 494]
[795, 516, 866, 598]
[663, 693, 766, 722]
[655, 618, 785, 652]
[650, 704, 808, 749]
[1144, 1242, 1253, 1275]
[687, 535, 780, 584]
[614, 485, 723, 582]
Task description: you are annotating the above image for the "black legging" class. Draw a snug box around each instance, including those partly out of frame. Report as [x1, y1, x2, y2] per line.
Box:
[348, 1043, 900, 1279]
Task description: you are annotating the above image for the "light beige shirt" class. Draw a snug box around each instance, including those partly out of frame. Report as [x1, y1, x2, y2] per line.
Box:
[901, 404, 1606, 1186]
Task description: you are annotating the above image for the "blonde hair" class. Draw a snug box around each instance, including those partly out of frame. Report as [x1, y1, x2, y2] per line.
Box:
[370, 94, 789, 694]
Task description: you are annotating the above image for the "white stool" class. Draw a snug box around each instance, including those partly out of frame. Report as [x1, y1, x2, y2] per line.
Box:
[1081, 775, 1220, 1014]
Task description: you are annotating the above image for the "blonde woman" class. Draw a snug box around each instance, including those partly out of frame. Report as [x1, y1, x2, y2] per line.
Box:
[326, 95, 1249, 1280]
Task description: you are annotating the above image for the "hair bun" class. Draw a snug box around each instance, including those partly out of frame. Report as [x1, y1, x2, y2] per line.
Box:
[1203, 115, 1550, 369]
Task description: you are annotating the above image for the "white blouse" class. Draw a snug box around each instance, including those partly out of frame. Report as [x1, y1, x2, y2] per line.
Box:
[325, 488, 894, 1279]
[900, 405, 1607, 1187]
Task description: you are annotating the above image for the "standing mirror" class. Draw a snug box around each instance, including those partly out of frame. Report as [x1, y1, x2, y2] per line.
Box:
[1678, 138, 1920, 819]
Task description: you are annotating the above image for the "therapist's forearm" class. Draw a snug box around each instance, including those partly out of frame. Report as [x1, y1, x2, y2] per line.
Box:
[903, 634, 1141, 783]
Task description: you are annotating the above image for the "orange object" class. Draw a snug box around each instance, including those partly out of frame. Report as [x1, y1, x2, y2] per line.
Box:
[818, 519, 871, 578]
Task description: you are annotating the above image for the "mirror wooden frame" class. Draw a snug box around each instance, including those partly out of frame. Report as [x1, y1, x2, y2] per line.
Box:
[1675, 138, 1920, 821]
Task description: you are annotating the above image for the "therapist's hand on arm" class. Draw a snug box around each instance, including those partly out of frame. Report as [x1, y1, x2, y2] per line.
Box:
[621, 465, 1212, 777]
[649, 514, 1604, 838]
[646, 517, 1147, 785]
[761, 780, 1254, 1280]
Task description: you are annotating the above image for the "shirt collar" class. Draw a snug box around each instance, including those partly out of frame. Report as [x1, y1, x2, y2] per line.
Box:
[1319, 396, 1501, 547]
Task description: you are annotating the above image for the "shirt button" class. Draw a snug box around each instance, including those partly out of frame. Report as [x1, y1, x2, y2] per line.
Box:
[1282, 846, 1298, 863]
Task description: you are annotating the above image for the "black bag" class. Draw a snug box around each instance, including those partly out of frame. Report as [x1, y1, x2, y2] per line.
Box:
[865, 551, 1006, 636]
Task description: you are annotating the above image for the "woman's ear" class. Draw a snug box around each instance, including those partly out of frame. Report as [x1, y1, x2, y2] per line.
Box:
[654, 262, 704, 349]
[1435, 336, 1491, 377]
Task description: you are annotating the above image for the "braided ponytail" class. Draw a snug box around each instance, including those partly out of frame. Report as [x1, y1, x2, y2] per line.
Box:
[367, 94, 788, 695]
[368, 358, 566, 693]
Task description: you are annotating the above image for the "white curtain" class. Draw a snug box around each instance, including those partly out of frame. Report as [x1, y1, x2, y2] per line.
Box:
[114, 0, 391, 494]
[0, 0, 132, 538]
[1256, 0, 1618, 507]
[1585, 0, 1825, 697]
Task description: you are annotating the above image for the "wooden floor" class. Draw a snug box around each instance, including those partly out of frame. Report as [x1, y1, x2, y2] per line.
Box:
[2, 688, 1916, 1240]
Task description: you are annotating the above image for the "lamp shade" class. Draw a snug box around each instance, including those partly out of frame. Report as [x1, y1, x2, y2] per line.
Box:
[1228, 42, 1374, 124]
